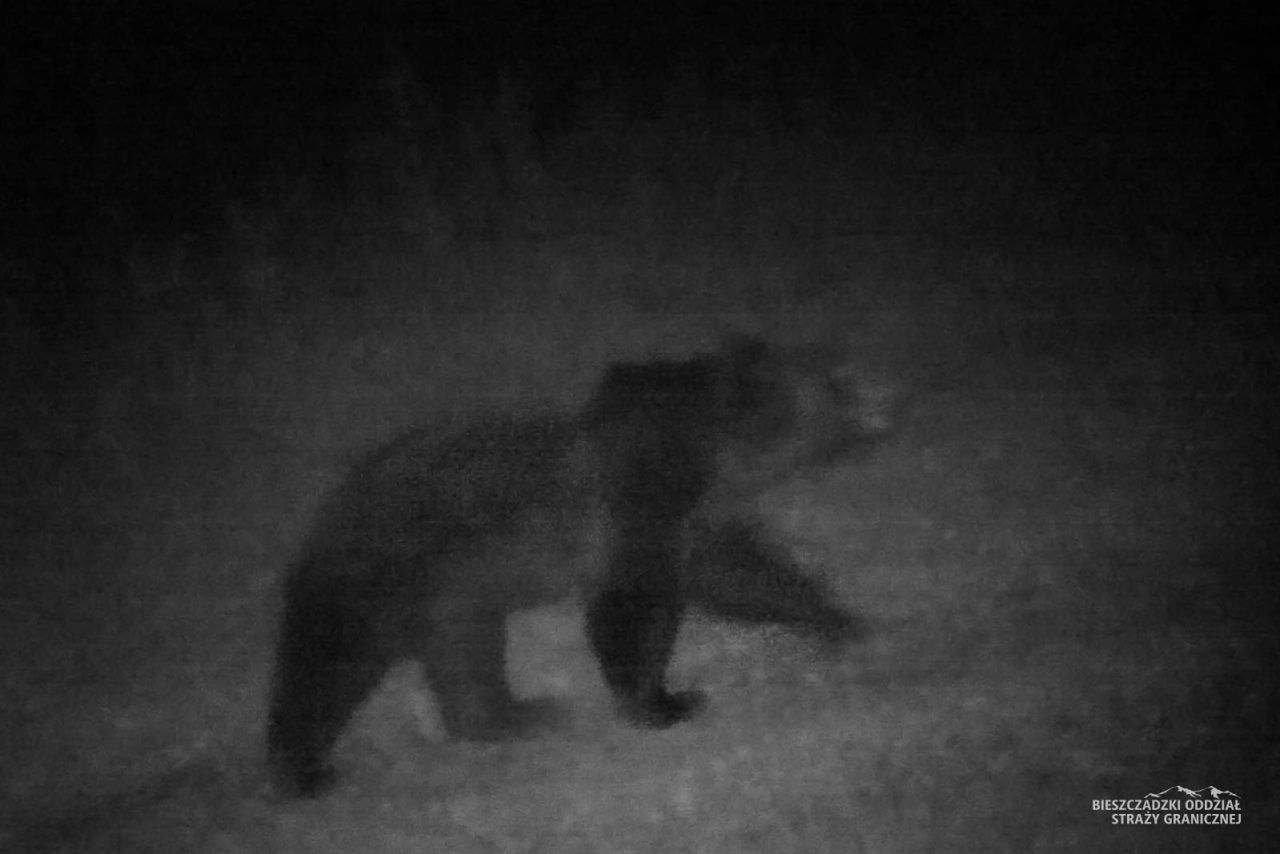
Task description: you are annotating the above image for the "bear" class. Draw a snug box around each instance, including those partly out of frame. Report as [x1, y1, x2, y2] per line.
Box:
[266, 334, 896, 796]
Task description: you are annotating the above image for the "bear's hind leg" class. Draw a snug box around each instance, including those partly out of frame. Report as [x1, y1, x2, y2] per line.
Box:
[268, 581, 392, 796]
[421, 603, 566, 741]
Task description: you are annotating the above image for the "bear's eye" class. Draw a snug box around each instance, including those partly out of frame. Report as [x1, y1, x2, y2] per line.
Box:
[794, 377, 829, 422]
[841, 369, 900, 437]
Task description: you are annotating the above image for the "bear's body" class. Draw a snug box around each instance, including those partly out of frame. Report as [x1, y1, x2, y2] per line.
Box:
[268, 336, 890, 795]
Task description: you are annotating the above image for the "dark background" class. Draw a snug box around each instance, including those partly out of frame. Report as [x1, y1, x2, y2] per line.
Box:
[4, 0, 1273, 342]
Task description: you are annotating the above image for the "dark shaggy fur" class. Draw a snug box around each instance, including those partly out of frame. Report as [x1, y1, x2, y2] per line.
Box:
[267, 335, 893, 795]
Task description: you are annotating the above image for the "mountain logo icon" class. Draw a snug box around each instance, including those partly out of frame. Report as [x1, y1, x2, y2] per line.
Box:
[1143, 786, 1239, 799]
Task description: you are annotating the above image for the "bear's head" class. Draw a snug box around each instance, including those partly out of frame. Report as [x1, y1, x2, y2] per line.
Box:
[712, 333, 904, 493]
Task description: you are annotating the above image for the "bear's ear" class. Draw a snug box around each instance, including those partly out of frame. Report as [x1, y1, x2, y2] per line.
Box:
[719, 332, 770, 371]
[717, 333, 775, 398]
[713, 332, 790, 430]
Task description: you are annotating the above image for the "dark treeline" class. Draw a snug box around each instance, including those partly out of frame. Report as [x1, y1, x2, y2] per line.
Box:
[2, 1, 1270, 344]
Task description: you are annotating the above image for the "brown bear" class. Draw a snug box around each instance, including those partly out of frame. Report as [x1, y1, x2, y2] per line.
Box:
[267, 335, 896, 795]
